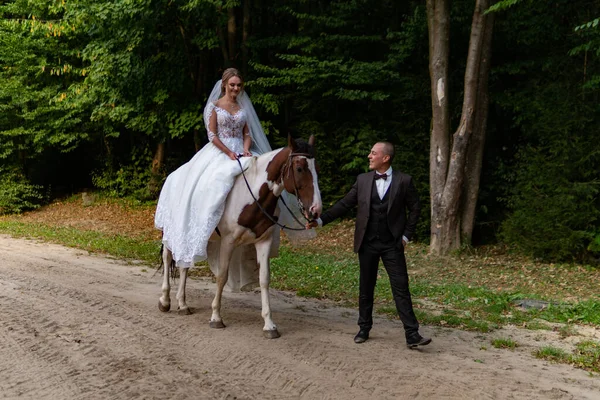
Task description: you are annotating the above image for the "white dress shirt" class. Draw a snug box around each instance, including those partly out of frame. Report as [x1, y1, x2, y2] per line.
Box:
[375, 166, 392, 200]
[375, 167, 408, 243]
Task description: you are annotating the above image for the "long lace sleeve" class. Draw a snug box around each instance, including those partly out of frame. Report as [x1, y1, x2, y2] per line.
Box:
[204, 102, 217, 142]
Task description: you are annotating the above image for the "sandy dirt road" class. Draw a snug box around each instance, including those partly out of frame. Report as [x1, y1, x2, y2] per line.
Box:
[1, 235, 599, 400]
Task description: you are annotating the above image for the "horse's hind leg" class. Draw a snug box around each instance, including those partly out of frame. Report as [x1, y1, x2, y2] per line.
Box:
[158, 247, 172, 312]
[176, 267, 191, 315]
[210, 239, 235, 329]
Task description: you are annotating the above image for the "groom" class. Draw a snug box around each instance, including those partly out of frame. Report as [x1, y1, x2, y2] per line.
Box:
[308, 142, 431, 348]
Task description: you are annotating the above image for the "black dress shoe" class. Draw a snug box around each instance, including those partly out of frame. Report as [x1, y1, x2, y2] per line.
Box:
[354, 329, 370, 344]
[406, 333, 432, 349]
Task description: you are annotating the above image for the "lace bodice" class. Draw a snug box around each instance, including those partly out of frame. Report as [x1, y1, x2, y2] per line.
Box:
[206, 103, 247, 142]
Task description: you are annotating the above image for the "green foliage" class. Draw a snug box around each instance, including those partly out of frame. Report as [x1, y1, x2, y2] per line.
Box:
[493, 1, 600, 261]
[250, 1, 431, 211]
[588, 233, 600, 253]
[0, 0, 92, 160]
[0, 0, 222, 196]
[572, 16, 600, 91]
[92, 147, 156, 200]
[500, 141, 600, 261]
[0, 170, 44, 214]
[486, 0, 525, 14]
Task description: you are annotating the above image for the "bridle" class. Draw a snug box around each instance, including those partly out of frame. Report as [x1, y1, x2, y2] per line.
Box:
[236, 149, 316, 231]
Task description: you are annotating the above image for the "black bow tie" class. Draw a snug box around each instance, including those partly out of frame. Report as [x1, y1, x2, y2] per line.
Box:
[375, 174, 387, 181]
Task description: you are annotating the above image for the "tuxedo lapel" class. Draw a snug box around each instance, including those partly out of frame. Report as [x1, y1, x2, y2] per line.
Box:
[362, 171, 375, 210]
[387, 170, 401, 213]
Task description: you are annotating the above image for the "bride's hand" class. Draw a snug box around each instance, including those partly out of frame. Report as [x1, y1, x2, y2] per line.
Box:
[242, 150, 252, 157]
[228, 151, 238, 160]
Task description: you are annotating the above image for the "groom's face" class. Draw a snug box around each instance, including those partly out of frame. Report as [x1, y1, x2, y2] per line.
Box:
[368, 143, 390, 171]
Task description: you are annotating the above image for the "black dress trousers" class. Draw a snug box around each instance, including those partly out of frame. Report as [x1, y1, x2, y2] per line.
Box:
[357, 239, 419, 337]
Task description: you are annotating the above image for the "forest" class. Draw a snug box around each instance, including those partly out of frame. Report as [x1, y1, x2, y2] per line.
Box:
[0, 0, 599, 262]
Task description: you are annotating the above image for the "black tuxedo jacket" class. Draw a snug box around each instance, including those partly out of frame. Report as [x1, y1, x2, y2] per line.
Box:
[321, 170, 420, 253]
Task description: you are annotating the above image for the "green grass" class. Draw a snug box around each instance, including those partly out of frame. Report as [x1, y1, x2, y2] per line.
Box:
[535, 342, 600, 373]
[535, 346, 569, 362]
[491, 338, 519, 349]
[570, 341, 600, 373]
[270, 246, 360, 303]
[270, 246, 600, 333]
[0, 220, 161, 265]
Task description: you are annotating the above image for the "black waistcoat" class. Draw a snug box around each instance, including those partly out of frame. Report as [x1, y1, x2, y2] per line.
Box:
[364, 180, 394, 243]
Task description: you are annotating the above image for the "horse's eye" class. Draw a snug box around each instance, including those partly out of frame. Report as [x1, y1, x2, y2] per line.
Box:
[296, 167, 303, 173]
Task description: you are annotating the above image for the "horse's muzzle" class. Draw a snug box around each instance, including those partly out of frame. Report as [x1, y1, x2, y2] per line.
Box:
[307, 208, 320, 222]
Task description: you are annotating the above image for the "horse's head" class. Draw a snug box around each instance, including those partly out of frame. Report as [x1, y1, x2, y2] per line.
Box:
[281, 135, 322, 221]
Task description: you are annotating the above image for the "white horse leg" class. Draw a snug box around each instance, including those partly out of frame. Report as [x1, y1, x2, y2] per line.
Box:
[158, 247, 172, 312]
[210, 240, 235, 329]
[255, 239, 280, 339]
[176, 267, 191, 315]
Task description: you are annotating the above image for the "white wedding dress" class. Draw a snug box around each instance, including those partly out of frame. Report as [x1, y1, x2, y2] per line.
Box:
[154, 102, 254, 268]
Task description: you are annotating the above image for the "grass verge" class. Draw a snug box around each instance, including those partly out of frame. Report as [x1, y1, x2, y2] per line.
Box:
[0, 220, 160, 265]
[270, 246, 600, 333]
[535, 341, 600, 373]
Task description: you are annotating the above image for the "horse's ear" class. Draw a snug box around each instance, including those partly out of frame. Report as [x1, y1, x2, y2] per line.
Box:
[308, 135, 315, 147]
[288, 134, 297, 151]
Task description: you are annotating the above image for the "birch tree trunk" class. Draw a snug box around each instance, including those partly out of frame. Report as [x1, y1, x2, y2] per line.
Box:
[427, 0, 451, 253]
[427, 0, 495, 255]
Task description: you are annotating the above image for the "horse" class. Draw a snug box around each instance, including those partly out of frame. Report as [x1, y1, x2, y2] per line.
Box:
[158, 135, 322, 338]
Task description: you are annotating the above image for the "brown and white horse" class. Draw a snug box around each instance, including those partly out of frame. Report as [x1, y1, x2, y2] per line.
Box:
[158, 135, 322, 338]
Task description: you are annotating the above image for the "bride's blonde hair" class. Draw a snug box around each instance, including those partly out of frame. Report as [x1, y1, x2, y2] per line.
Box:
[220, 68, 244, 96]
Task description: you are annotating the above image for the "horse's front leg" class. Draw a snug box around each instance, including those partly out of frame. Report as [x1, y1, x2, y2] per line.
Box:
[176, 267, 191, 315]
[158, 247, 172, 312]
[210, 239, 235, 329]
[255, 238, 280, 339]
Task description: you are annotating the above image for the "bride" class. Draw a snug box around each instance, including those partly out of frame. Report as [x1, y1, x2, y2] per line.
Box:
[154, 68, 273, 269]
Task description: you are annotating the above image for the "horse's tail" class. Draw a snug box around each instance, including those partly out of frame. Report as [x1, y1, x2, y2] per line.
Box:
[153, 243, 165, 277]
[153, 243, 178, 282]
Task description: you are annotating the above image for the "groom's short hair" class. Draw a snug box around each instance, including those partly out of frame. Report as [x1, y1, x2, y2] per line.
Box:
[377, 141, 395, 163]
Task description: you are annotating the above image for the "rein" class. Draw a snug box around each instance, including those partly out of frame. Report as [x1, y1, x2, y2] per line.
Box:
[236, 151, 314, 232]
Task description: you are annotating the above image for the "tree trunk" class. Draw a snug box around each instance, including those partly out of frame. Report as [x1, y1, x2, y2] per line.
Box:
[227, 7, 237, 65]
[217, 6, 230, 65]
[242, 0, 251, 76]
[427, 0, 494, 255]
[149, 142, 165, 197]
[426, 0, 451, 253]
[460, 9, 495, 244]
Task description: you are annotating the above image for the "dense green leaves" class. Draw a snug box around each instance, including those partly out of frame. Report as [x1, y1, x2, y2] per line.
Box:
[488, 0, 600, 261]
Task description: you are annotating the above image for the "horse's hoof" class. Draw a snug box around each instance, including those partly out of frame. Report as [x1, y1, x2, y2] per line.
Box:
[209, 320, 226, 329]
[158, 300, 171, 313]
[177, 307, 192, 315]
[263, 329, 280, 339]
